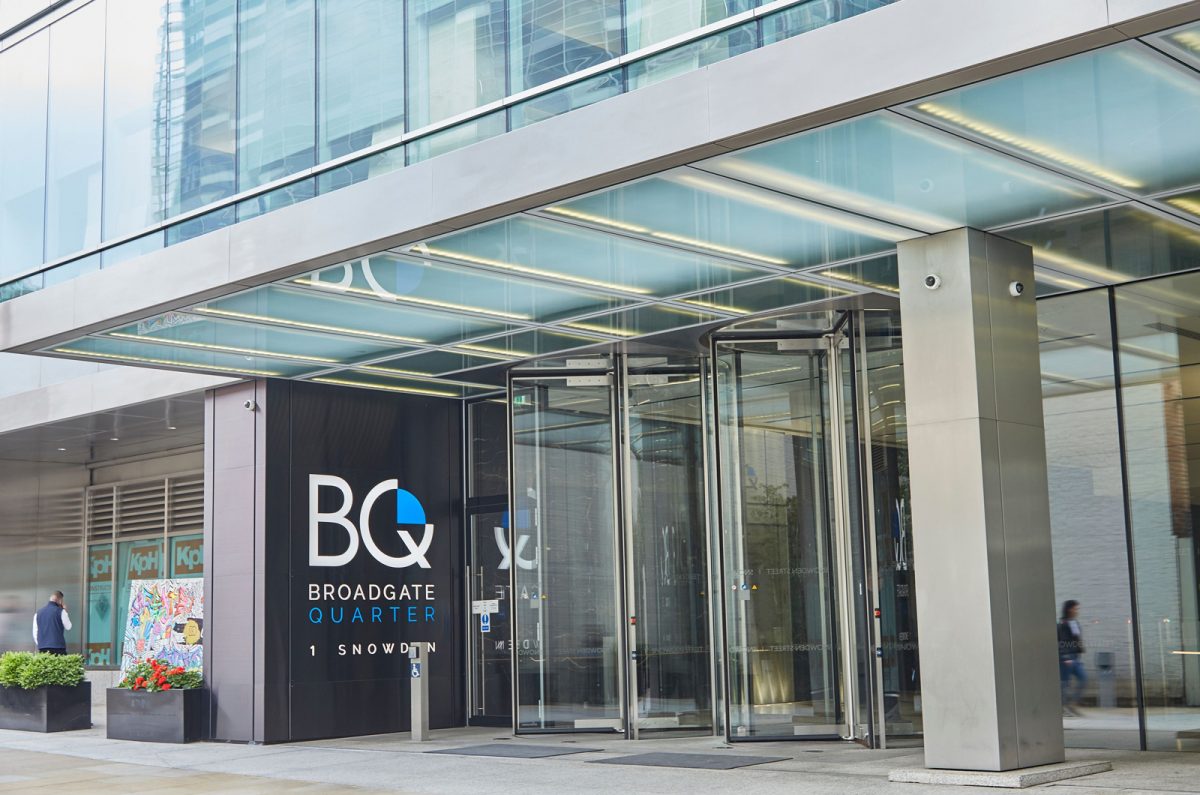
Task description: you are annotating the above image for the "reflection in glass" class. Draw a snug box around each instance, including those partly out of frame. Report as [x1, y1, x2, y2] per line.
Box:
[103, 0, 169, 241]
[510, 72, 622, 129]
[407, 0, 507, 129]
[509, 0, 622, 92]
[762, 0, 895, 44]
[1115, 272, 1200, 750]
[0, 30, 49, 278]
[406, 112, 507, 164]
[167, 0, 237, 217]
[627, 22, 757, 89]
[44, 1, 106, 262]
[238, 0, 316, 190]
[318, 0, 405, 164]
[1039, 289, 1139, 749]
[512, 378, 621, 730]
[469, 511, 513, 720]
[625, 0, 754, 50]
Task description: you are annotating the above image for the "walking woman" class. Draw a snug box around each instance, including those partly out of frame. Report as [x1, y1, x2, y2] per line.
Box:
[1058, 600, 1086, 716]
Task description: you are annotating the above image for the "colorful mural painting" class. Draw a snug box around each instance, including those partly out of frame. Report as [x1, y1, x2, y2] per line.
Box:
[120, 578, 205, 673]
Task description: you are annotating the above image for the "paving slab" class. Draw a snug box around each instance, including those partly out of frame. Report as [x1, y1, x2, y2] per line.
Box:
[889, 760, 1112, 788]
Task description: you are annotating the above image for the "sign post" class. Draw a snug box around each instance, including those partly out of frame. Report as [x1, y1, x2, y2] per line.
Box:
[409, 645, 429, 741]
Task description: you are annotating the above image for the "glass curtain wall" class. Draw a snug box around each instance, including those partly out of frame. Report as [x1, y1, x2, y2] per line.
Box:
[1114, 271, 1200, 751]
[1039, 289, 1140, 749]
[0, 29, 49, 281]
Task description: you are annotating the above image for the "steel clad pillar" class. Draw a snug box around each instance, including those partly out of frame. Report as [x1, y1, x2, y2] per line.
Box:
[897, 229, 1063, 771]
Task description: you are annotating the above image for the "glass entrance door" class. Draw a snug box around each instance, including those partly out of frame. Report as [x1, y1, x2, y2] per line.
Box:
[468, 510, 512, 724]
[711, 310, 918, 745]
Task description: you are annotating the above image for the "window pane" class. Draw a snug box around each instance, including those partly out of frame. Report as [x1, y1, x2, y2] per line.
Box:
[86, 543, 115, 666]
[1116, 272, 1200, 750]
[167, 0, 238, 216]
[0, 29, 48, 279]
[238, 0, 316, 191]
[170, 534, 204, 578]
[407, 0, 507, 129]
[115, 537, 164, 667]
[469, 399, 508, 497]
[103, 0, 169, 241]
[509, 70, 621, 129]
[45, 1, 106, 262]
[318, 0, 405, 163]
[626, 21, 756, 89]
[508, 0, 622, 93]
[625, 0, 755, 51]
[1039, 290, 1139, 749]
[762, 0, 894, 44]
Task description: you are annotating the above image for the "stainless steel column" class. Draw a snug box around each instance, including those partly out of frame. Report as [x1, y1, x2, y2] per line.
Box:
[897, 229, 1063, 771]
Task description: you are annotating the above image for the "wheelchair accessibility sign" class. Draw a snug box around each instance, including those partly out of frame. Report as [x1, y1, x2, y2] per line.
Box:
[410, 662, 421, 679]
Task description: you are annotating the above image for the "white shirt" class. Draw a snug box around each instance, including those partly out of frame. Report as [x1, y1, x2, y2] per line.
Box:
[32, 608, 72, 645]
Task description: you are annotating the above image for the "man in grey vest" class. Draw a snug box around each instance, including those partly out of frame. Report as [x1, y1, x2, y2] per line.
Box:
[32, 591, 72, 655]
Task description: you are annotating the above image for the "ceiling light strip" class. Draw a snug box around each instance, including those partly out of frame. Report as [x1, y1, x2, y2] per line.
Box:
[191, 306, 425, 344]
[105, 331, 339, 364]
[310, 376, 460, 398]
[51, 347, 284, 377]
[912, 102, 1143, 189]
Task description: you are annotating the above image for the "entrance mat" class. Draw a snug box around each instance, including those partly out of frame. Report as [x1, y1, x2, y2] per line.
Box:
[428, 743, 602, 759]
[591, 752, 788, 770]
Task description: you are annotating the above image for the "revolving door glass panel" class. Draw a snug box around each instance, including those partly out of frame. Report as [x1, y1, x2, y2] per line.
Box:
[511, 376, 623, 731]
[625, 357, 713, 736]
[714, 338, 846, 738]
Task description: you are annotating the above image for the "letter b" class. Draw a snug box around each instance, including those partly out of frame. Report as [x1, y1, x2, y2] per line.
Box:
[309, 475, 359, 566]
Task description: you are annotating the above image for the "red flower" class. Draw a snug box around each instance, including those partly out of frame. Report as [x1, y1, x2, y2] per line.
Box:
[161, 683, 172, 690]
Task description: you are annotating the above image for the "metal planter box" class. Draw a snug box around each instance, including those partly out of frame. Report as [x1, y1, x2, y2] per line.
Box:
[106, 687, 204, 743]
[0, 682, 92, 732]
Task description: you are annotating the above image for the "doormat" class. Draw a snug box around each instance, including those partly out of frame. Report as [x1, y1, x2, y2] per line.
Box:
[428, 743, 601, 759]
[591, 752, 788, 770]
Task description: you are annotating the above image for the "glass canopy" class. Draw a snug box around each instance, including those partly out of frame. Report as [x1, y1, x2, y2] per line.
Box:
[41, 26, 1200, 396]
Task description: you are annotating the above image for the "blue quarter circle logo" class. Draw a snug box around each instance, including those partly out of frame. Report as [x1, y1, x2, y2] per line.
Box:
[395, 489, 426, 525]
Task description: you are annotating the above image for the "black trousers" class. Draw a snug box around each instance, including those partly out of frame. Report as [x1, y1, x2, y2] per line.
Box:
[37, 648, 66, 655]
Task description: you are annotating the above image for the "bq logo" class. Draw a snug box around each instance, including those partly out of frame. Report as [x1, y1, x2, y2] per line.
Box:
[308, 474, 434, 569]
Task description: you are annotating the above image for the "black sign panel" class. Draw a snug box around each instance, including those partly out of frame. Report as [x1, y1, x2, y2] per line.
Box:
[267, 381, 463, 741]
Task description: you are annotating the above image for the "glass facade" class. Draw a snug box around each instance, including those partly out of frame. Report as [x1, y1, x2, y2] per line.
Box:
[0, 0, 898, 291]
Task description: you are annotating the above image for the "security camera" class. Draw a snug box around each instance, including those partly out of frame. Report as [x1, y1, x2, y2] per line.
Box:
[1009, 281, 1025, 297]
[924, 274, 942, 290]
[243, 399, 258, 412]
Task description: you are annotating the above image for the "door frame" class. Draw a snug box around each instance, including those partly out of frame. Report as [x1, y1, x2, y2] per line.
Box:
[706, 310, 887, 746]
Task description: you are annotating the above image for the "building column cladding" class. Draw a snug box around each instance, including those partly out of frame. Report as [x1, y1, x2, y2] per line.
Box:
[897, 228, 1064, 771]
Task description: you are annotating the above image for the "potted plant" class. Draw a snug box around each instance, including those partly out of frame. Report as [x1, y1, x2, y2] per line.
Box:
[0, 651, 91, 732]
[107, 659, 204, 742]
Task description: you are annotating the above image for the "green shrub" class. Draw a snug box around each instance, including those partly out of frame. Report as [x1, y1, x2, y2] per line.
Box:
[0, 652, 35, 688]
[13, 653, 85, 689]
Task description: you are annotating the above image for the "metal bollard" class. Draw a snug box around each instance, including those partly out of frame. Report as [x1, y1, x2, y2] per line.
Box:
[409, 644, 429, 741]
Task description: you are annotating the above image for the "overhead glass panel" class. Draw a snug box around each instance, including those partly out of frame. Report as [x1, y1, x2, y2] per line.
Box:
[101, 311, 411, 367]
[559, 304, 719, 337]
[509, 0, 623, 93]
[44, 1, 106, 262]
[46, 336, 318, 378]
[905, 43, 1200, 196]
[238, 0, 316, 191]
[198, 284, 506, 347]
[683, 274, 859, 316]
[1001, 205, 1200, 284]
[1161, 189, 1200, 222]
[408, 215, 765, 298]
[0, 29, 49, 278]
[309, 371, 495, 399]
[379, 329, 608, 374]
[813, 255, 898, 295]
[699, 114, 1110, 234]
[296, 252, 629, 323]
[1146, 21, 1200, 70]
[549, 169, 912, 269]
